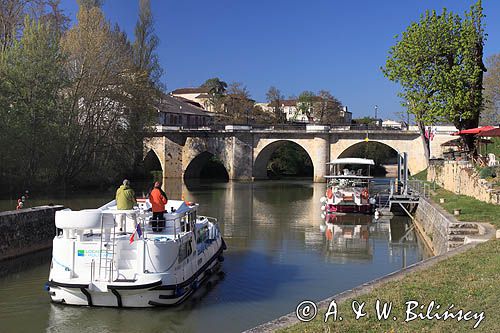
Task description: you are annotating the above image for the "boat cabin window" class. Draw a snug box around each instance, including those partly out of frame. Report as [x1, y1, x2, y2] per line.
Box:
[181, 215, 189, 232]
[178, 239, 193, 263]
[196, 225, 209, 244]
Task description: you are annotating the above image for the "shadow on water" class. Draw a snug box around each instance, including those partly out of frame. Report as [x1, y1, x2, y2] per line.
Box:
[45, 251, 299, 333]
[0, 249, 51, 278]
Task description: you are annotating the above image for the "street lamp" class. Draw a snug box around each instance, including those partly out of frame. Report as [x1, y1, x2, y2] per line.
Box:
[246, 108, 251, 125]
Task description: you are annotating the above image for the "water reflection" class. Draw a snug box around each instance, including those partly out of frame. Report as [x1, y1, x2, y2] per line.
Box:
[0, 180, 429, 333]
[318, 213, 425, 268]
[321, 215, 373, 263]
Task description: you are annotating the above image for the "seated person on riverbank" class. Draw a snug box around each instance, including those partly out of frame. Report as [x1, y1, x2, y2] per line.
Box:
[116, 179, 137, 232]
[149, 181, 168, 232]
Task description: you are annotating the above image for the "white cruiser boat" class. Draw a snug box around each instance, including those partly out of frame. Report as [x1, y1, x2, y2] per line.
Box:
[47, 199, 226, 307]
[321, 158, 376, 214]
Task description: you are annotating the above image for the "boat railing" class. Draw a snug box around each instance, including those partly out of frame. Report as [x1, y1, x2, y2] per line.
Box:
[202, 216, 218, 225]
[56, 207, 195, 241]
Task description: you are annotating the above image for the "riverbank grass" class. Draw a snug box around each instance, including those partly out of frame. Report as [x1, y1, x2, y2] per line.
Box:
[430, 187, 500, 228]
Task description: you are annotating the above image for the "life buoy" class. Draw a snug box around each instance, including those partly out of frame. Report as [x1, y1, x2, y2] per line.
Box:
[361, 189, 369, 199]
[326, 187, 333, 199]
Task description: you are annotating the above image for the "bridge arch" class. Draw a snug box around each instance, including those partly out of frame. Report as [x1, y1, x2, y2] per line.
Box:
[253, 140, 313, 179]
[184, 151, 229, 180]
[253, 136, 329, 182]
[143, 149, 164, 179]
[332, 138, 426, 175]
[336, 141, 399, 175]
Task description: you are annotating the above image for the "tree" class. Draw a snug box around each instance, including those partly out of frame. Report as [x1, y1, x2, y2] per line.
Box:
[482, 54, 500, 124]
[0, 16, 67, 188]
[59, 6, 137, 184]
[316, 90, 344, 124]
[76, 0, 103, 9]
[382, 1, 486, 157]
[133, 0, 162, 87]
[1, 0, 46, 51]
[266, 86, 285, 123]
[297, 91, 315, 120]
[129, 0, 163, 177]
[201, 77, 227, 113]
[224, 82, 254, 124]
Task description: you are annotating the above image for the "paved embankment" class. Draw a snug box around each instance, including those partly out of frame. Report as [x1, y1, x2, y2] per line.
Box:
[0, 205, 64, 261]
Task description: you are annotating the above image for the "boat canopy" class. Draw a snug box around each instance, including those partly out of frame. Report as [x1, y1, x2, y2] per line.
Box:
[324, 175, 373, 179]
[326, 158, 375, 165]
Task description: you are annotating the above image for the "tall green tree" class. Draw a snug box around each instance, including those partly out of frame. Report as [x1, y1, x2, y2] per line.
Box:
[382, 1, 486, 157]
[296, 91, 315, 121]
[0, 16, 67, 188]
[201, 77, 227, 113]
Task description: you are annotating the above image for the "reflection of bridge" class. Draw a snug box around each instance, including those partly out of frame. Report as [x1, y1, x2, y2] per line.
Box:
[145, 125, 454, 182]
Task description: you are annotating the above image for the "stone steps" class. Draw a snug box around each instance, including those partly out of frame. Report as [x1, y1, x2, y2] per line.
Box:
[449, 223, 479, 230]
[448, 241, 465, 249]
[448, 227, 480, 235]
[448, 235, 466, 242]
[447, 223, 479, 248]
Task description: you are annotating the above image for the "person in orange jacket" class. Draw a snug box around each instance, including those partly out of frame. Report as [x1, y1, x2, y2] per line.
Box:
[149, 181, 168, 232]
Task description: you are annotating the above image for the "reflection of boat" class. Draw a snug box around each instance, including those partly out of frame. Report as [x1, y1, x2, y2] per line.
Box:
[321, 213, 373, 261]
[47, 199, 225, 307]
[321, 158, 376, 214]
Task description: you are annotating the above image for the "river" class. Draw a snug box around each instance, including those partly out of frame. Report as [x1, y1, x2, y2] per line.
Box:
[0, 180, 430, 333]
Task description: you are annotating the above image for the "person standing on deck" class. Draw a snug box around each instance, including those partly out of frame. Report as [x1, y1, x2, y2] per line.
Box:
[149, 181, 168, 232]
[116, 179, 137, 232]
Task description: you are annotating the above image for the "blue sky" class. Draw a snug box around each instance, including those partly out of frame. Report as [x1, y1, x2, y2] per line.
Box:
[60, 0, 500, 120]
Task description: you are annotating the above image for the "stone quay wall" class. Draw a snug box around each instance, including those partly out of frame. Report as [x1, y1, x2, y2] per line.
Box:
[428, 161, 500, 205]
[0, 205, 64, 261]
[414, 197, 452, 255]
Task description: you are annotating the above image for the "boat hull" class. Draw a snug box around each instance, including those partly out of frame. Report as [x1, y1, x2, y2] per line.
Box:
[48, 245, 224, 308]
[326, 203, 373, 214]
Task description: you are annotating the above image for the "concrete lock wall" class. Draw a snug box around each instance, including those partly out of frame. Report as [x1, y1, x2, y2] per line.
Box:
[414, 198, 451, 255]
[0, 206, 64, 261]
[428, 162, 500, 205]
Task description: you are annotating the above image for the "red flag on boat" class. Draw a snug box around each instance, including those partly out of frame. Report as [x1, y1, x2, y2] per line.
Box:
[129, 224, 142, 244]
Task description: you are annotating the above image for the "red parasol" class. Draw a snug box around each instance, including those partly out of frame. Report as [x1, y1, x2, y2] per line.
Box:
[451, 126, 496, 136]
[478, 127, 500, 137]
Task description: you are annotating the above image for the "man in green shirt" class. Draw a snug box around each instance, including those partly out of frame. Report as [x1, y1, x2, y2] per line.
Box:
[115, 179, 137, 233]
[116, 179, 137, 210]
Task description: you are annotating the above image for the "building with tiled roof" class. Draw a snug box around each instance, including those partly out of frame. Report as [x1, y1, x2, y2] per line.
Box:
[171, 87, 214, 111]
[156, 94, 213, 127]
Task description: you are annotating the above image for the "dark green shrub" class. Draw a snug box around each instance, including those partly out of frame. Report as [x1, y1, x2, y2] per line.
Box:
[479, 167, 496, 179]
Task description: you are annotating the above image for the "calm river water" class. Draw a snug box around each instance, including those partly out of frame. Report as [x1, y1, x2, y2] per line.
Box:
[0, 180, 429, 333]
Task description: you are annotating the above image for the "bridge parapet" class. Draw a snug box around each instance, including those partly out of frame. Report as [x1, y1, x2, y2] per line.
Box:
[154, 124, 422, 135]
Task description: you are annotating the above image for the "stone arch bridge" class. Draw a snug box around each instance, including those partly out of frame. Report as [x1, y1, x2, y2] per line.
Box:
[144, 126, 454, 183]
